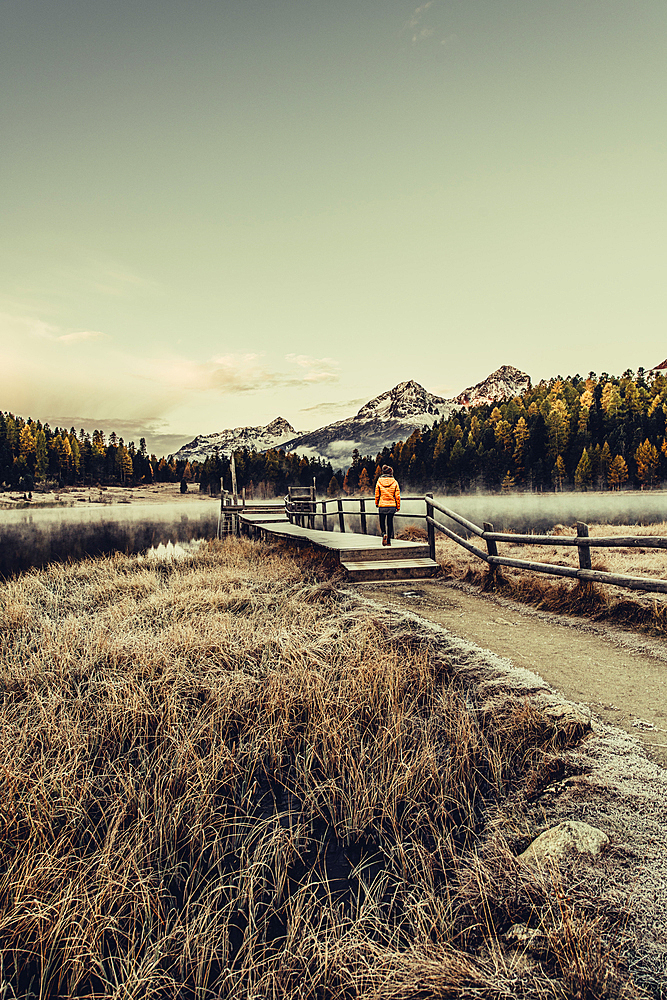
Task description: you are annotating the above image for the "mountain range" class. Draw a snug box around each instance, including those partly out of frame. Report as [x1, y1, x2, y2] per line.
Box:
[173, 365, 531, 465]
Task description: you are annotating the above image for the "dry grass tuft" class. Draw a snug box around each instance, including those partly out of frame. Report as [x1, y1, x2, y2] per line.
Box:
[0, 539, 647, 998]
[396, 526, 429, 543]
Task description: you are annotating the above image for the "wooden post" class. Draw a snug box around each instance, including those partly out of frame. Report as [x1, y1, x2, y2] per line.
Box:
[242, 487, 246, 508]
[425, 493, 435, 560]
[322, 499, 328, 532]
[337, 498, 345, 533]
[577, 521, 592, 570]
[230, 453, 238, 496]
[483, 521, 498, 583]
[360, 497, 367, 534]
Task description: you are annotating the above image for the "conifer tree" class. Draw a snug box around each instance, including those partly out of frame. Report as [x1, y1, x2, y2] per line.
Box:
[574, 448, 593, 490]
[122, 450, 134, 483]
[512, 416, 530, 483]
[608, 455, 629, 490]
[552, 455, 566, 491]
[60, 435, 73, 479]
[598, 441, 612, 488]
[35, 429, 48, 480]
[357, 467, 371, 494]
[634, 439, 659, 488]
[19, 424, 36, 461]
[69, 436, 81, 476]
[547, 400, 570, 458]
[327, 476, 340, 497]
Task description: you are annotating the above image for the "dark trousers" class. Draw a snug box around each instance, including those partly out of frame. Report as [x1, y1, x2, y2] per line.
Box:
[378, 506, 397, 540]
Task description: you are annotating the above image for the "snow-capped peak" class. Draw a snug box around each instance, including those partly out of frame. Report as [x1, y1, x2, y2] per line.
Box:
[453, 365, 531, 407]
[173, 417, 298, 462]
[355, 380, 450, 422]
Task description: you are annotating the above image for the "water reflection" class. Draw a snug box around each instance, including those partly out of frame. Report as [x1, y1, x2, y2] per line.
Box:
[0, 501, 219, 576]
[142, 539, 205, 563]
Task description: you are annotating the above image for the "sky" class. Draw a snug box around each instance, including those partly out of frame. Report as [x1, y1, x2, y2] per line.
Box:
[1, 0, 666, 456]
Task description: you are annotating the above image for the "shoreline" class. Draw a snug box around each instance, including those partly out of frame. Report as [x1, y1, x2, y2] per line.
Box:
[0, 482, 222, 511]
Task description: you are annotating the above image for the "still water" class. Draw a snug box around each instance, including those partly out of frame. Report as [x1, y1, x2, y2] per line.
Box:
[0, 501, 220, 576]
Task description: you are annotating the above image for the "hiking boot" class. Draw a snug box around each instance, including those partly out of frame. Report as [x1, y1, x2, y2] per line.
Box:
[382, 535, 388, 546]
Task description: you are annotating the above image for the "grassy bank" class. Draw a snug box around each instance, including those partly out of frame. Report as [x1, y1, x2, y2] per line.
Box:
[434, 522, 667, 635]
[0, 540, 646, 998]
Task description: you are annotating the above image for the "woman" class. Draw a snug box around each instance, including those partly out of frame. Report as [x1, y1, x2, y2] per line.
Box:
[374, 464, 400, 546]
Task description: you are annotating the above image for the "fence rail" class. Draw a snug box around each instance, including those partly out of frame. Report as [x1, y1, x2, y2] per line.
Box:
[281, 491, 667, 596]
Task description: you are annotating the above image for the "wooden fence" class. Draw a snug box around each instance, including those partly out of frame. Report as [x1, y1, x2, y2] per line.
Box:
[284, 492, 667, 596]
[426, 496, 667, 596]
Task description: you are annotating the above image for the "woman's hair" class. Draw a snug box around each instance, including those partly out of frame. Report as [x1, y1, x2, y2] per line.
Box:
[381, 465, 393, 476]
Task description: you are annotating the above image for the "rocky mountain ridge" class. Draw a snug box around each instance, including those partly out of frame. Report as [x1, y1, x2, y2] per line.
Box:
[173, 365, 531, 464]
[453, 364, 531, 407]
[174, 416, 298, 463]
[281, 365, 530, 463]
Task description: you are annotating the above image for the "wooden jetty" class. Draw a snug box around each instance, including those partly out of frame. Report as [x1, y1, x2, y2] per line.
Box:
[239, 512, 438, 582]
[221, 487, 440, 582]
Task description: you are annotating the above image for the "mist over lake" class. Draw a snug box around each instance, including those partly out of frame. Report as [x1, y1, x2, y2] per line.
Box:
[0, 502, 219, 577]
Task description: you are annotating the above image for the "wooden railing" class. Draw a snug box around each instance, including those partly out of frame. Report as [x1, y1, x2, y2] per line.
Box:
[284, 492, 438, 556]
[426, 497, 667, 595]
[284, 492, 667, 595]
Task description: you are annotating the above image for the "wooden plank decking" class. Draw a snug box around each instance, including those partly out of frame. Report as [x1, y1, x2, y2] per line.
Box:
[237, 510, 439, 581]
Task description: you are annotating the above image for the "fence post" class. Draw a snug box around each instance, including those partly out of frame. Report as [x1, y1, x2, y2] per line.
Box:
[337, 498, 345, 533]
[483, 522, 498, 581]
[360, 497, 367, 534]
[425, 493, 435, 561]
[577, 521, 592, 570]
[322, 500, 328, 532]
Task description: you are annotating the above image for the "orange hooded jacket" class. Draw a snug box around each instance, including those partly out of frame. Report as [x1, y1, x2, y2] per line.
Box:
[374, 476, 400, 509]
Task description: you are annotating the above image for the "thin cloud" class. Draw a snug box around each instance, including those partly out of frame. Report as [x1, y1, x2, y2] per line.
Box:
[56, 330, 106, 343]
[1, 312, 107, 345]
[285, 353, 340, 383]
[406, 1, 433, 30]
[402, 1, 454, 48]
[300, 397, 366, 415]
[403, 1, 435, 42]
[285, 353, 338, 369]
[116, 351, 340, 397]
[37, 415, 191, 456]
[204, 352, 340, 392]
[65, 258, 160, 298]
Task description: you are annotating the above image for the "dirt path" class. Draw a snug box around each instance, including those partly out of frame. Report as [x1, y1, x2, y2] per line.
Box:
[356, 579, 667, 769]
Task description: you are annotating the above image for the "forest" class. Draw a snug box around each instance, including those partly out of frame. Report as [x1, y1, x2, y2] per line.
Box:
[3, 368, 667, 496]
